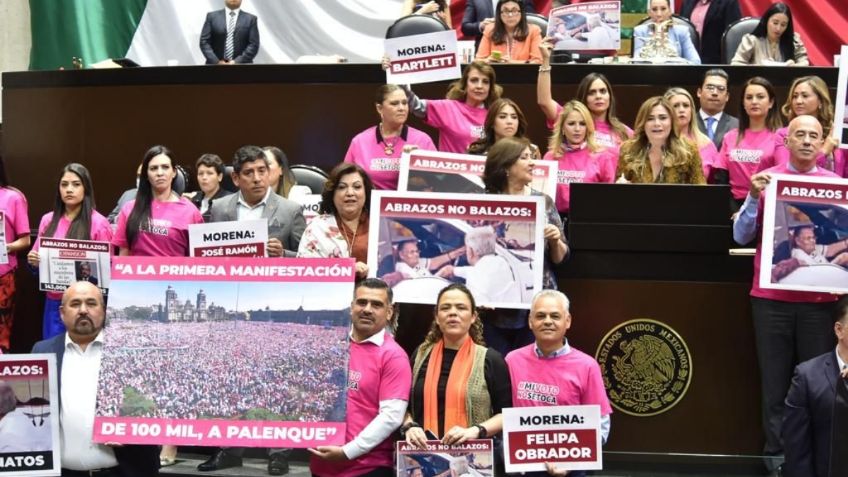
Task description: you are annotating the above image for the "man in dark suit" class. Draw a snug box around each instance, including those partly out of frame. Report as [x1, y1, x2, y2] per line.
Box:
[207, 145, 305, 258]
[461, 0, 535, 45]
[199, 0, 260, 64]
[696, 68, 738, 152]
[783, 296, 848, 477]
[680, 0, 741, 65]
[31, 282, 159, 477]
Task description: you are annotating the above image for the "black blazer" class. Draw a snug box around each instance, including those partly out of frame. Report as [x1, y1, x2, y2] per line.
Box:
[782, 351, 843, 477]
[32, 334, 160, 477]
[199, 9, 260, 64]
[680, 0, 741, 64]
[696, 112, 738, 151]
[461, 0, 535, 42]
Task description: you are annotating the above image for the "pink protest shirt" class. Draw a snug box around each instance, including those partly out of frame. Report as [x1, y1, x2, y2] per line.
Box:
[547, 103, 632, 158]
[310, 332, 412, 477]
[698, 141, 721, 180]
[344, 125, 436, 190]
[543, 147, 616, 213]
[425, 99, 487, 153]
[0, 187, 30, 275]
[769, 127, 847, 177]
[34, 211, 113, 299]
[717, 128, 778, 199]
[750, 163, 839, 303]
[112, 197, 203, 257]
[505, 344, 612, 415]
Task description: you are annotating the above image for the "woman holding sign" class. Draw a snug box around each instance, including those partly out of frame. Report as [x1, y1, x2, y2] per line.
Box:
[401, 283, 512, 471]
[394, 60, 503, 154]
[0, 154, 30, 353]
[297, 162, 373, 278]
[113, 145, 203, 257]
[27, 163, 112, 339]
[475, 0, 543, 64]
[344, 84, 436, 190]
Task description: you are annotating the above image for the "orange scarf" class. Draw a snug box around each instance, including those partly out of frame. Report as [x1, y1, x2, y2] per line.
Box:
[423, 337, 475, 436]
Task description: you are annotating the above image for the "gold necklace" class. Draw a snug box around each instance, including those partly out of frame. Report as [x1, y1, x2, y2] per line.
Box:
[340, 217, 359, 256]
[380, 123, 400, 156]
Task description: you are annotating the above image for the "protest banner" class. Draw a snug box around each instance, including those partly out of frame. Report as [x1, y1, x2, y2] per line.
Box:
[37, 238, 110, 295]
[548, 2, 621, 51]
[368, 191, 545, 309]
[398, 149, 558, 202]
[503, 405, 602, 473]
[396, 439, 493, 477]
[760, 174, 848, 294]
[834, 45, 848, 149]
[94, 256, 355, 447]
[385, 30, 461, 85]
[0, 212, 8, 265]
[188, 219, 269, 258]
[295, 194, 323, 225]
[0, 354, 60, 477]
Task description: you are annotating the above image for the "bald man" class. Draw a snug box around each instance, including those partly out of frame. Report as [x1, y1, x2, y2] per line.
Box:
[733, 115, 841, 470]
[32, 282, 159, 477]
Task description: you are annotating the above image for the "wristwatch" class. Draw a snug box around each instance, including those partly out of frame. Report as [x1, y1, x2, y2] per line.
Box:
[475, 424, 488, 439]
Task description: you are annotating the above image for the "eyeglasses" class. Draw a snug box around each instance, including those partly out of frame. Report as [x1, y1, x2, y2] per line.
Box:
[501, 8, 521, 16]
[703, 84, 727, 93]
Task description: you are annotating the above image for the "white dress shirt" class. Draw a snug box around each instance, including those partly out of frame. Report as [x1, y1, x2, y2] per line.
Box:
[61, 332, 118, 471]
[236, 187, 272, 221]
[226, 7, 240, 31]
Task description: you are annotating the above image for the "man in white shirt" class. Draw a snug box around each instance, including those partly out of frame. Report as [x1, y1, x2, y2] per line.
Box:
[31, 282, 159, 477]
[393, 240, 461, 280]
[790, 225, 848, 267]
[443, 226, 521, 304]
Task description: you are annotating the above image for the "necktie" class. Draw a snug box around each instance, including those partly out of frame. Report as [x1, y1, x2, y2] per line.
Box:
[225, 11, 236, 61]
[706, 116, 717, 141]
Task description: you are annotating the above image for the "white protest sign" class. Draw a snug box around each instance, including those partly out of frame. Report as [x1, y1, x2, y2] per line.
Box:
[189, 219, 269, 258]
[385, 30, 461, 85]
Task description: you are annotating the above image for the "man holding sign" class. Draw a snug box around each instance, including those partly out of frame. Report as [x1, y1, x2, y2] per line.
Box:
[505, 290, 611, 476]
[208, 145, 305, 257]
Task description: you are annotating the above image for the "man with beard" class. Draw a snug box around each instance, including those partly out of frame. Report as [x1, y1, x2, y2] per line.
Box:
[31, 282, 158, 477]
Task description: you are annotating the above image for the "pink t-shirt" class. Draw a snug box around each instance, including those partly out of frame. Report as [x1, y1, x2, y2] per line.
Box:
[344, 125, 436, 190]
[425, 99, 487, 153]
[505, 343, 612, 415]
[547, 103, 632, 158]
[310, 332, 412, 477]
[717, 128, 778, 199]
[750, 163, 840, 302]
[34, 211, 113, 299]
[0, 187, 30, 275]
[112, 197, 203, 257]
[698, 141, 721, 180]
[543, 147, 616, 213]
[769, 127, 847, 177]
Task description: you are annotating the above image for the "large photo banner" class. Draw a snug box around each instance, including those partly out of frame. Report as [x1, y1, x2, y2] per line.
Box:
[396, 439, 494, 477]
[37, 238, 111, 295]
[0, 354, 60, 477]
[94, 256, 355, 447]
[188, 219, 269, 258]
[503, 405, 603, 473]
[385, 30, 461, 85]
[548, 1, 621, 51]
[760, 175, 848, 293]
[398, 150, 558, 202]
[368, 191, 545, 309]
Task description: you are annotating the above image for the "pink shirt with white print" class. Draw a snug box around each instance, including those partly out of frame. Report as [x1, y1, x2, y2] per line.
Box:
[543, 147, 616, 213]
[112, 197, 202, 257]
[344, 125, 436, 190]
[425, 99, 487, 153]
[716, 128, 778, 199]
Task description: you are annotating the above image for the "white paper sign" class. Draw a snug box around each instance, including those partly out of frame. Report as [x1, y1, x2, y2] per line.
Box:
[548, 1, 621, 51]
[385, 30, 461, 85]
[37, 238, 111, 295]
[503, 405, 603, 473]
[188, 219, 269, 258]
[294, 194, 323, 225]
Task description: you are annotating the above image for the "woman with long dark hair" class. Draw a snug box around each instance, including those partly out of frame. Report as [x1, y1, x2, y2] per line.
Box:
[27, 163, 112, 338]
[113, 145, 203, 257]
[731, 2, 808, 66]
[0, 154, 30, 353]
[467, 98, 538, 157]
[475, 0, 542, 64]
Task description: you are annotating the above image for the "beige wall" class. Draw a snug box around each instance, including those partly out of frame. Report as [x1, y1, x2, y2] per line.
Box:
[0, 0, 32, 122]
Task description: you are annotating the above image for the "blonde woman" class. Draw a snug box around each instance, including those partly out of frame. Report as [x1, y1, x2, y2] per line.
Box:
[664, 87, 722, 182]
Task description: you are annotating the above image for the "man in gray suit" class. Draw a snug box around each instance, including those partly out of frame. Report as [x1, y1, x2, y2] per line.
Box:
[208, 145, 305, 258]
[199, 0, 260, 64]
[696, 68, 738, 152]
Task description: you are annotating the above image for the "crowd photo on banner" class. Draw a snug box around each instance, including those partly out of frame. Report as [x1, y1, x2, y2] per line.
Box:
[5, 0, 848, 477]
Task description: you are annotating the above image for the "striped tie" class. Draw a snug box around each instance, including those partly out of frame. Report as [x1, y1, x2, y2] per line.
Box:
[224, 11, 236, 61]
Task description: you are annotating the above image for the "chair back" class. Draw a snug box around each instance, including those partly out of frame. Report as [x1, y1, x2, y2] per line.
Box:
[386, 14, 449, 39]
[221, 165, 238, 193]
[721, 17, 759, 64]
[172, 165, 188, 195]
[631, 14, 699, 56]
[290, 164, 329, 194]
[525, 13, 549, 36]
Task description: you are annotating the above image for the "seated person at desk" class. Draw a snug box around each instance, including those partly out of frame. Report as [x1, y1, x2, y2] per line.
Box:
[633, 0, 701, 64]
[394, 239, 463, 279]
[731, 2, 809, 66]
[401, 0, 452, 28]
[476, 0, 542, 64]
[791, 225, 848, 267]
